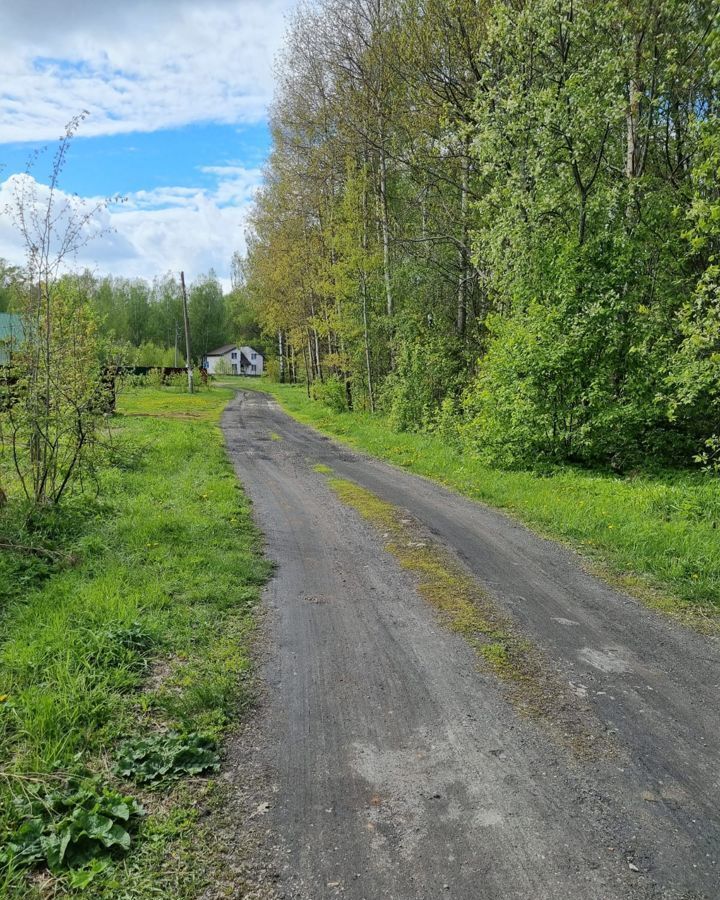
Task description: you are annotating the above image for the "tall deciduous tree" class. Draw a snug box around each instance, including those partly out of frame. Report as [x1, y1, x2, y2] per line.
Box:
[239, 0, 719, 469]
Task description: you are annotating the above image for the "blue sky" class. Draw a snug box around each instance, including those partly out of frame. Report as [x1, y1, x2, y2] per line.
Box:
[0, 0, 294, 287]
[0, 123, 272, 198]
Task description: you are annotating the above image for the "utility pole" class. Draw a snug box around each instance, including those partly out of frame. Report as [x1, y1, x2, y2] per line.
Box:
[180, 271, 193, 394]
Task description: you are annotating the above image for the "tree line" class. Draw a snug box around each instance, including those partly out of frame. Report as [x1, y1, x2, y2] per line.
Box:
[1, 263, 263, 367]
[89, 269, 229, 366]
[240, 0, 720, 470]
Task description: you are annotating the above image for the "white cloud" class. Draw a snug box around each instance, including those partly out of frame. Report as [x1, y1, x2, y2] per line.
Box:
[0, 1, 285, 284]
[0, 167, 263, 288]
[0, 0, 294, 142]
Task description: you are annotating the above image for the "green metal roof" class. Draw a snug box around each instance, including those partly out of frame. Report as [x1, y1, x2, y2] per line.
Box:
[0, 312, 23, 365]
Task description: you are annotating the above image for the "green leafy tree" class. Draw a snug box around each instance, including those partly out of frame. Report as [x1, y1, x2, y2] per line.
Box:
[237, 0, 719, 470]
[188, 271, 228, 362]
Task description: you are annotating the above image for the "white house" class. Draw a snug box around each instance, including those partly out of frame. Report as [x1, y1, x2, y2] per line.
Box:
[204, 344, 264, 376]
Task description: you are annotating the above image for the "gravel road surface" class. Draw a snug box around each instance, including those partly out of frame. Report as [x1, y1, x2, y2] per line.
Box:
[221, 389, 720, 900]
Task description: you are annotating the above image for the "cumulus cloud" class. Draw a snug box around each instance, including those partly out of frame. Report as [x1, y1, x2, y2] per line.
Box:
[0, 0, 293, 142]
[0, 1, 286, 284]
[0, 167, 263, 287]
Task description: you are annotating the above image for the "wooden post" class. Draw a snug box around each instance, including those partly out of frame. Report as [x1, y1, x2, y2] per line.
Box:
[180, 271, 193, 394]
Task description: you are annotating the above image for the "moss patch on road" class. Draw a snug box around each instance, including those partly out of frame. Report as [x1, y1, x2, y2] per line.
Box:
[327, 477, 609, 758]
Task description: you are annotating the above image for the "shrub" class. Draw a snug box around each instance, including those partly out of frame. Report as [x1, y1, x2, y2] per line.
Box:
[381, 330, 463, 432]
[312, 376, 348, 413]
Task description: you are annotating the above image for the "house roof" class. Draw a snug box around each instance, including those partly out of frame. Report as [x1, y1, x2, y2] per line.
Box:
[206, 343, 263, 359]
[206, 343, 237, 356]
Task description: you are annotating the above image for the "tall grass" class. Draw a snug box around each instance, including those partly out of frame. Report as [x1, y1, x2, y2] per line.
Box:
[0, 386, 269, 897]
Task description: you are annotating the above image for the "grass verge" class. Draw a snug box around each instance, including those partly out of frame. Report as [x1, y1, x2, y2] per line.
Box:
[0, 386, 270, 898]
[236, 378, 720, 631]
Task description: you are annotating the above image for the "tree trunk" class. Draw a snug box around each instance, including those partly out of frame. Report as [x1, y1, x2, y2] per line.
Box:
[309, 297, 323, 382]
[361, 166, 376, 412]
[302, 342, 311, 396]
[626, 72, 642, 181]
[578, 190, 587, 245]
[378, 142, 393, 319]
[625, 30, 646, 221]
[362, 271, 375, 413]
[456, 148, 470, 336]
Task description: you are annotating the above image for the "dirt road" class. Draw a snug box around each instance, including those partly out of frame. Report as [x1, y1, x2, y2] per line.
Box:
[221, 389, 720, 900]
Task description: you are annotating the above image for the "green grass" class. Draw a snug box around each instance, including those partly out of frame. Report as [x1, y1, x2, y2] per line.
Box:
[0, 386, 270, 897]
[237, 378, 720, 628]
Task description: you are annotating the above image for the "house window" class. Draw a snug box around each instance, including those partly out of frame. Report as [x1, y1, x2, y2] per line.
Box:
[231, 351, 237, 359]
[251, 352, 256, 360]
[251, 365, 256, 372]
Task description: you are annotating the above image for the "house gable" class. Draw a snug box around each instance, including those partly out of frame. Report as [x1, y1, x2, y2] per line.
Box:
[206, 343, 238, 357]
